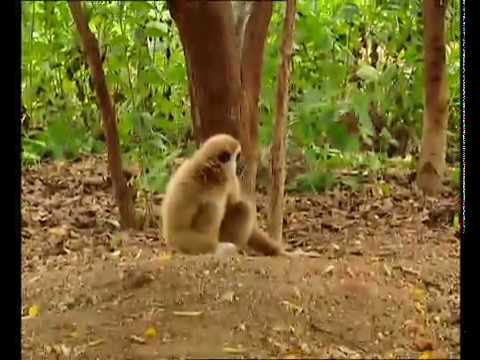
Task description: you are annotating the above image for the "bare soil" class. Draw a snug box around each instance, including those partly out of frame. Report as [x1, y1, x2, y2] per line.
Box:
[22, 156, 460, 359]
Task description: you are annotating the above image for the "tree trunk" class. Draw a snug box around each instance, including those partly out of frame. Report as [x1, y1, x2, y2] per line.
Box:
[168, 1, 272, 195]
[238, 2, 273, 195]
[69, 1, 137, 229]
[168, 1, 241, 145]
[417, 0, 449, 196]
[268, 0, 296, 241]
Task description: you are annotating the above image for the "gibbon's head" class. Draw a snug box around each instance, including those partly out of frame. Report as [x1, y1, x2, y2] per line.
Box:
[196, 134, 241, 181]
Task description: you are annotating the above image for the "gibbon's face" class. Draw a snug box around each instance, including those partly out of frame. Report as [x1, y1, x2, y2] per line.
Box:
[202, 134, 242, 178]
[217, 144, 241, 177]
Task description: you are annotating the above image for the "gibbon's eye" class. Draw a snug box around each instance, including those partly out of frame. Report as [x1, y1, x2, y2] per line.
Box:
[218, 151, 231, 163]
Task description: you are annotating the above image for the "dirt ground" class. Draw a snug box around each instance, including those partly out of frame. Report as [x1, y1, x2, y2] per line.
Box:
[21, 156, 460, 359]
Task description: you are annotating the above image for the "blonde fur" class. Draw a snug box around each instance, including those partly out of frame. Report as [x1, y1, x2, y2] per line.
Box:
[161, 134, 286, 256]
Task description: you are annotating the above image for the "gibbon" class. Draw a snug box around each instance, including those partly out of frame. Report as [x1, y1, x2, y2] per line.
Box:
[161, 134, 288, 257]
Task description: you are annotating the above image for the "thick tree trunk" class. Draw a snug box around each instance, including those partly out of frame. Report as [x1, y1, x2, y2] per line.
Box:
[268, 0, 295, 241]
[168, 1, 241, 145]
[168, 1, 272, 195]
[417, 0, 449, 196]
[69, 1, 137, 229]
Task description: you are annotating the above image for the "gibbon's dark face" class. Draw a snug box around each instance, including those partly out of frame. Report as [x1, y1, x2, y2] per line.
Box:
[201, 134, 241, 176]
[217, 146, 241, 176]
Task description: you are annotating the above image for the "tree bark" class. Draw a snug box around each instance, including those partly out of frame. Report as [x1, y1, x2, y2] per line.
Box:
[238, 2, 273, 195]
[268, 0, 296, 241]
[168, 1, 241, 145]
[417, 0, 449, 196]
[168, 0, 272, 195]
[69, 1, 137, 229]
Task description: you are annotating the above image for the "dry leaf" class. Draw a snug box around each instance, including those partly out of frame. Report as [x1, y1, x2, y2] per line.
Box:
[173, 311, 203, 316]
[383, 263, 392, 277]
[322, 265, 335, 275]
[87, 339, 105, 347]
[157, 252, 172, 262]
[28, 304, 40, 317]
[130, 335, 146, 344]
[223, 346, 246, 354]
[144, 326, 157, 338]
[48, 226, 68, 237]
[220, 291, 235, 302]
[419, 350, 448, 359]
[419, 351, 434, 359]
[412, 287, 427, 302]
[415, 336, 434, 352]
[282, 352, 304, 359]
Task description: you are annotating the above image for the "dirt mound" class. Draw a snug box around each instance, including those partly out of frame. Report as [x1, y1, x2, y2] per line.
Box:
[22, 156, 460, 359]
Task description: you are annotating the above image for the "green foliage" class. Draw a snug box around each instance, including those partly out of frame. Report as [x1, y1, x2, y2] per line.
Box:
[451, 165, 460, 188]
[262, 0, 460, 160]
[21, 0, 460, 194]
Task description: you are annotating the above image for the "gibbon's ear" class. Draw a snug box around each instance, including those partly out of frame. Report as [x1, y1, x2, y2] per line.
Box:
[218, 151, 231, 163]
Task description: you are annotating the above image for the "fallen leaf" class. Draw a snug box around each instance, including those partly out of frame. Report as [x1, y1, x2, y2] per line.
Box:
[221, 291, 235, 302]
[322, 265, 335, 275]
[87, 339, 105, 347]
[48, 226, 68, 237]
[415, 302, 426, 315]
[419, 351, 434, 359]
[157, 252, 172, 262]
[383, 263, 392, 277]
[419, 350, 448, 359]
[281, 300, 303, 315]
[173, 311, 203, 316]
[282, 352, 304, 359]
[223, 346, 246, 354]
[144, 326, 157, 338]
[412, 287, 427, 302]
[415, 336, 434, 352]
[130, 335, 146, 344]
[28, 304, 40, 317]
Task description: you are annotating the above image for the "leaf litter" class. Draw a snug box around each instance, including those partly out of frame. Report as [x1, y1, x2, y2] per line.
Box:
[22, 155, 459, 358]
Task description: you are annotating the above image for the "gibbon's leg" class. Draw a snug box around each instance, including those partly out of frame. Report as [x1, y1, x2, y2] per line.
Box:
[248, 228, 285, 256]
[220, 199, 286, 256]
[172, 231, 217, 254]
[169, 202, 222, 255]
[172, 230, 238, 256]
[191, 202, 219, 233]
[173, 202, 239, 257]
[219, 200, 255, 248]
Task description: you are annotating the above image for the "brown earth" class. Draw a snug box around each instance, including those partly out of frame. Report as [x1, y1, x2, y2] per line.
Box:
[22, 155, 460, 359]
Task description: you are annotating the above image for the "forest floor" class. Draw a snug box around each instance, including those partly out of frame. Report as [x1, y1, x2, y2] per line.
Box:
[22, 155, 460, 359]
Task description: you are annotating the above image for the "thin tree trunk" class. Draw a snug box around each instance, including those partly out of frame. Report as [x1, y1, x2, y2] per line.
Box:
[268, 0, 295, 241]
[238, 2, 273, 195]
[168, 0, 241, 145]
[417, 0, 449, 196]
[69, 1, 137, 229]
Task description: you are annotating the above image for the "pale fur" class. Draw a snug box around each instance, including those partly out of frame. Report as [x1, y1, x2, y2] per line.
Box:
[161, 134, 286, 256]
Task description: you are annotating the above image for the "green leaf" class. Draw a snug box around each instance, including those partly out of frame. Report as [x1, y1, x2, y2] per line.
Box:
[453, 213, 459, 232]
[145, 21, 168, 37]
[139, 68, 162, 85]
[294, 171, 336, 193]
[337, 3, 360, 22]
[326, 121, 359, 152]
[451, 166, 460, 187]
[356, 64, 380, 82]
[133, 28, 146, 44]
[351, 91, 372, 134]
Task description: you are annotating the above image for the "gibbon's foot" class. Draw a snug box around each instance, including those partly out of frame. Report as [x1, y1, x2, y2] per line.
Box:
[214, 242, 239, 258]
